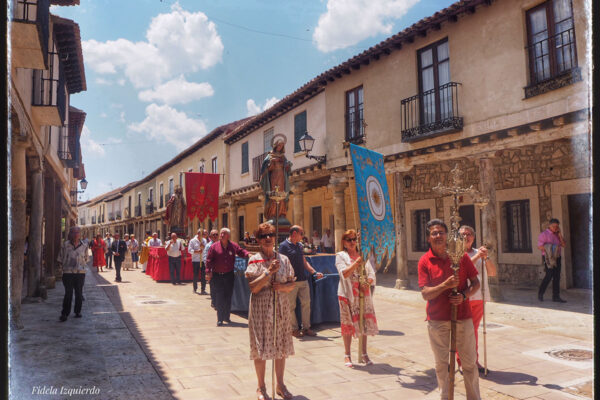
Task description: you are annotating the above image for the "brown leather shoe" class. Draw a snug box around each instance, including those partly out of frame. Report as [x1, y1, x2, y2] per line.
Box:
[302, 328, 317, 336]
[291, 329, 303, 338]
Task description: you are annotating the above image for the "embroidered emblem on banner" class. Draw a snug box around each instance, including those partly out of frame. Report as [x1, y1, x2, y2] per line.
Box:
[349, 144, 396, 269]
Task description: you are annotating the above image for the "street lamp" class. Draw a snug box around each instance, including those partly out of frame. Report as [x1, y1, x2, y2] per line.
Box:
[298, 131, 326, 164]
[403, 174, 413, 189]
[71, 178, 88, 195]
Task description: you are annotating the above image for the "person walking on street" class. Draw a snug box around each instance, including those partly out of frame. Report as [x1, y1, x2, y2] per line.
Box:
[206, 228, 249, 326]
[104, 232, 113, 269]
[129, 234, 139, 268]
[91, 233, 106, 272]
[123, 234, 133, 271]
[279, 225, 323, 338]
[203, 230, 219, 307]
[58, 226, 88, 321]
[165, 232, 184, 285]
[457, 225, 497, 373]
[111, 233, 127, 282]
[418, 219, 481, 400]
[139, 231, 152, 273]
[322, 228, 334, 254]
[538, 218, 567, 302]
[188, 229, 206, 293]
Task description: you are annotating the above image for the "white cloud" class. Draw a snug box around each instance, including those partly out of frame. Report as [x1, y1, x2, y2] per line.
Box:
[100, 112, 107, 118]
[82, 4, 223, 88]
[246, 97, 280, 116]
[128, 104, 208, 151]
[313, 0, 421, 52]
[138, 75, 214, 105]
[80, 125, 105, 158]
[119, 111, 126, 123]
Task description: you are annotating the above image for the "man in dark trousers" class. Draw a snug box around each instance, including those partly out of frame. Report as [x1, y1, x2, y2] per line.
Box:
[111, 232, 127, 282]
[104, 232, 113, 269]
[206, 228, 249, 326]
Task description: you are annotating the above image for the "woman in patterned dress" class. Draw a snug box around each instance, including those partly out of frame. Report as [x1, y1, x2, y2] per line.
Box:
[122, 234, 133, 271]
[91, 233, 106, 272]
[246, 222, 296, 400]
[335, 229, 378, 368]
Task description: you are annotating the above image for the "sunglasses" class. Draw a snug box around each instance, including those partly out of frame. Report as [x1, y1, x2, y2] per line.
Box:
[258, 232, 276, 239]
[345, 237, 357, 242]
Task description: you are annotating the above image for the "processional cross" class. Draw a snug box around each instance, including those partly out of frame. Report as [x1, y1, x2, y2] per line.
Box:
[432, 164, 488, 399]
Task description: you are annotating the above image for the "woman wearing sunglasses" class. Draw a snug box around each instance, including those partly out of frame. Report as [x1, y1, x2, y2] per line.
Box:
[246, 223, 296, 400]
[335, 229, 378, 367]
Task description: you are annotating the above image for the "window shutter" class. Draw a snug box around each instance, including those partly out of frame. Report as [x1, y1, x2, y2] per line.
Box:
[294, 111, 307, 153]
[241, 142, 249, 173]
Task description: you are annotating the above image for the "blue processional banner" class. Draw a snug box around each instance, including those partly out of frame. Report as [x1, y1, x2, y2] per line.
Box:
[349, 143, 396, 268]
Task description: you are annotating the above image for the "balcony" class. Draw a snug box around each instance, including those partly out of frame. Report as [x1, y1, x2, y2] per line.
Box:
[134, 206, 142, 217]
[79, 218, 85, 225]
[345, 112, 365, 144]
[524, 28, 581, 98]
[91, 216, 96, 224]
[99, 215, 104, 223]
[145, 203, 155, 215]
[108, 212, 115, 221]
[400, 82, 463, 142]
[57, 125, 81, 167]
[123, 207, 130, 218]
[116, 211, 122, 220]
[31, 40, 67, 126]
[252, 152, 269, 182]
[11, 0, 50, 69]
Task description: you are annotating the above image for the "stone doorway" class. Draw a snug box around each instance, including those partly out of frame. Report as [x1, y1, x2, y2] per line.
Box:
[567, 193, 591, 289]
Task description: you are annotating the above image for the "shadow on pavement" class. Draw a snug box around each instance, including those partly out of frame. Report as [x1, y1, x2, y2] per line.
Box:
[480, 369, 538, 386]
[378, 329, 405, 336]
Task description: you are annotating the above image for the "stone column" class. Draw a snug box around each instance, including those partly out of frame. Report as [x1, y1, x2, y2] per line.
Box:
[26, 157, 44, 298]
[43, 176, 56, 289]
[291, 181, 307, 227]
[394, 172, 410, 289]
[54, 182, 63, 280]
[228, 200, 238, 242]
[328, 174, 348, 252]
[479, 157, 503, 301]
[10, 140, 28, 329]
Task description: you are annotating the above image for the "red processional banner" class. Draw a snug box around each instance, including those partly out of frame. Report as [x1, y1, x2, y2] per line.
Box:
[184, 172, 220, 222]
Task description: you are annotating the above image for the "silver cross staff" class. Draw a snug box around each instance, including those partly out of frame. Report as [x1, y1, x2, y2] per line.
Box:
[432, 164, 488, 400]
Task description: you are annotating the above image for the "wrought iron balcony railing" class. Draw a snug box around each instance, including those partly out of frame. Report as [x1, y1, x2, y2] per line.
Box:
[145, 203, 154, 215]
[13, 0, 50, 68]
[345, 111, 365, 143]
[32, 40, 67, 125]
[91, 216, 96, 224]
[135, 206, 142, 217]
[252, 152, 269, 182]
[116, 211, 122, 220]
[108, 212, 115, 221]
[79, 218, 86, 225]
[400, 81, 463, 142]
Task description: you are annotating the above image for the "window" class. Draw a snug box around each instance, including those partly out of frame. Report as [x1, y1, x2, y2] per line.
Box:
[294, 111, 307, 153]
[345, 86, 364, 142]
[211, 157, 217, 174]
[159, 183, 164, 208]
[526, 0, 577, 86]
[199, 162, 204, 173]
[241, 141, 249, 174]
[222, 212, 228, 228]
[418, 38, 452, 126]
[238, 215, 245, 241]
[264, 128, 274, 153]
[149, 188, 154, 203]
[168, 178, 174, 196]
[179, 172, 183, 187]
[413, 209, 430, 252]
[138, 193, 142, 206]
[502, 200, 532, 253]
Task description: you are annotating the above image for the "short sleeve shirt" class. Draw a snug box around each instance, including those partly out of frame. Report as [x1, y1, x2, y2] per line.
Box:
[279, 239, 307, 281]
[418, 248, 478, 321]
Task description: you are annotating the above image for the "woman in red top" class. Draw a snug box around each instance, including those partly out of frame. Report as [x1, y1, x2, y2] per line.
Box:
[91, 234, 106, 272]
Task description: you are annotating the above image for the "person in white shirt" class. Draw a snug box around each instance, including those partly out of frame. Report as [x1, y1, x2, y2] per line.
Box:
[188, 229, 206, 294]
[104, 232, 114, 269]
[322, 228, 334, 253]
[311, 230, 322, 253]
[165, 232, 183, 285]
[149, 232, 162, 247]
[129, 234, 139, 269]
[203, 230, 219, 307]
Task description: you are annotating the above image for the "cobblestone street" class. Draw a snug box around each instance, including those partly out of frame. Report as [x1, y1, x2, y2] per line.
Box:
[10, 261, 593, 400]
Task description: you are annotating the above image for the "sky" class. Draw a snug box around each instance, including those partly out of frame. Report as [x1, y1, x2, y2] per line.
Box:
[49, 0, 458, 201]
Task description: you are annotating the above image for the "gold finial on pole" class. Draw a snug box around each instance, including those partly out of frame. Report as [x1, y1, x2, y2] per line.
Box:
[432, 163, 488, 400]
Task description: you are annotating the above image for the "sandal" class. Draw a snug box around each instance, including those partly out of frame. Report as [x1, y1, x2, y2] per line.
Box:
[363, 354, 373, 366]
[344, 354, 353, 368]
[256, 386, 270, 400]
[276, 384, 293, 400]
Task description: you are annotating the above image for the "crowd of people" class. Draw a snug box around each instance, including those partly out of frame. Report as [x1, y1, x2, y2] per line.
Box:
[57, 216, 567, 400]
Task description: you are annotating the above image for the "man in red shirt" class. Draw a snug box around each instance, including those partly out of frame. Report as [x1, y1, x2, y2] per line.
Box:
[418, 219, 481, 400]
[206, 227, 249, 326]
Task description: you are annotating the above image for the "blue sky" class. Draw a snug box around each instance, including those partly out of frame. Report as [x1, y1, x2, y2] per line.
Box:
[50, 0, 457, 201]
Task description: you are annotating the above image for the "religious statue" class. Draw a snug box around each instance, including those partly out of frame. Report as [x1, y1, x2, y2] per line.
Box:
[165, 185, 187, 235]
[259, 134, 292, 220]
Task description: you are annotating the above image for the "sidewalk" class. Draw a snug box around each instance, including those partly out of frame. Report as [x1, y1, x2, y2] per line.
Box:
[9, 262, 593, 400]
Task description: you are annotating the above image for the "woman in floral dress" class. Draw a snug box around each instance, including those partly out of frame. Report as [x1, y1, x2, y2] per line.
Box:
[246, 222, 296, 400]
[335, 229, 378, 368]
